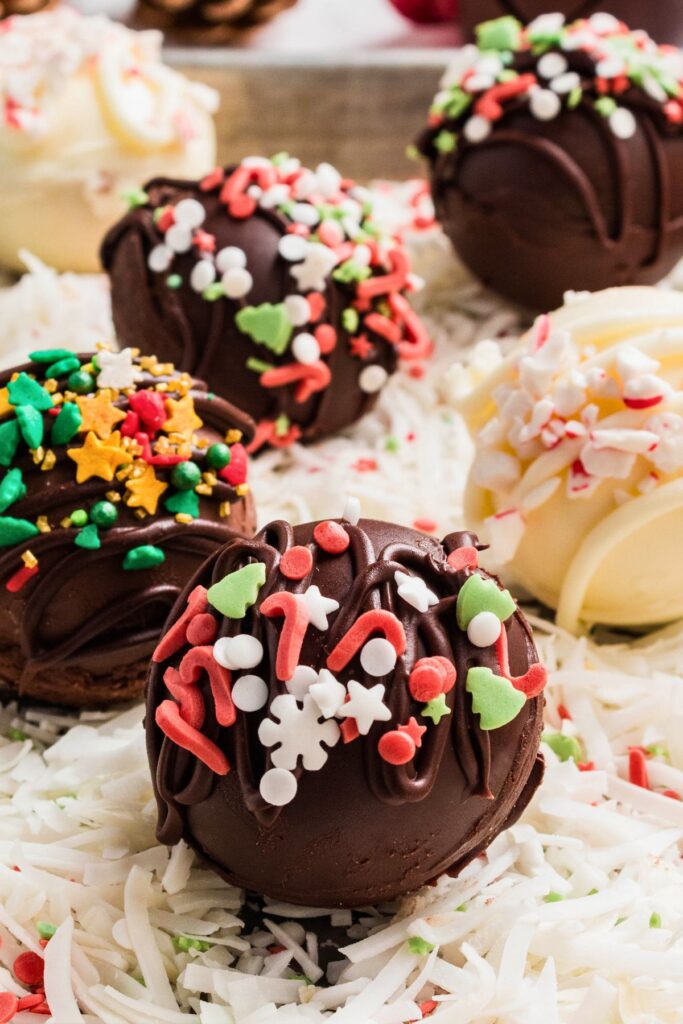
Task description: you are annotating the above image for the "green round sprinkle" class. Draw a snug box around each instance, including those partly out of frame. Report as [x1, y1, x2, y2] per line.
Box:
[649, 912, 662, 929]
[123, 545, 166, 571]
[203, 282, 226, 302]
[171, 461, 202, 491]
[90, 500, 118, 528]
[166, 274, 183, 290]
[6, 727, 28, 742]
[37, 922, 56, 939]
[206, 443, 231, 470]
[544, 891, 564, 904]
[67, 370, 95, 394]
[123, 186, 149, 209]
[45, 356, 81, 380]
[70, 509, 88, 527]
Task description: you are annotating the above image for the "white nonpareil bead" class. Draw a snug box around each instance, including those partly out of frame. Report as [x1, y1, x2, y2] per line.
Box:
[165, 224, 193, 254]
[232, 675, 269, 712]
[190, 260, 216, 294]
[284, 294, 311, 327]
[278, 234, 309, 262]
[213, 634, 264, 670]
[174, 198, 206, 229]
[222, 267, 253, 299]
[360, 637, 397, 677]
[529, 88, 561, 121]
[463, 115, 491, 143]
[216, 246, 247, 272]
[148, 245, 173, 273]
[260, 768, 297, 806]
[286, 664, 317, 699]
[537, 52, 568, 79]
[467, 611, 502, 648]
[609, 107, 637, 140]
[292, 333, 320, 365]
[359, 365, 388, 394]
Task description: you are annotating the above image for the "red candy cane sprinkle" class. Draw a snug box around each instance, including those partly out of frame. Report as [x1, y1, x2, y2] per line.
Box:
[156, 701, 229, 775]
[260, 591, 311, 681]
[313, 520, 350, 555]
[280, 546, 314, 581]
[327, 609, 406, 673]
[629, 747, 650, 789]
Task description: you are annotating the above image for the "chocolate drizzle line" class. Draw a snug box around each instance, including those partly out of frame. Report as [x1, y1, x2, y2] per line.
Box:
[152, 520, 542, 845]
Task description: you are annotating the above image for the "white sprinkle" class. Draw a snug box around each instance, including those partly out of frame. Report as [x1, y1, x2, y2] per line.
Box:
[463, 115, 491, 143]
[589, 12, 621, 33]
[551, 71, 581, 95]
[232, 675, 269, 712]
[260, 768, 297, 806]
[278, 235, 309, 262]
[360, 637, 397, 677]
[464, 72, 495, 93]
[165, 225, 193, 254]
[354, 244, 372, 267]
[537, 52, 568, 79]
[359, 365, 389, 394]
[147, 245, 173, 273]
[173, 198, 206, 230]
[342, 495, 361, 525]
[529, 88, 561, 121]
[247, 184, 263, 199]
[222, 267, 253, 299]
[610, 107, 637, 140]
[467, 611, 502, 648]
[216, 246, 247, 272]
[190, 260, 216, 294]
[284, 294, 311, 327]
[292, 333, 320, 365]
[291, 203, 320, 228]
[596, 57, 625, 79]
[213, 635, 264, 670]
[259, 184, 291, 209]
[286, 665, 317, 699]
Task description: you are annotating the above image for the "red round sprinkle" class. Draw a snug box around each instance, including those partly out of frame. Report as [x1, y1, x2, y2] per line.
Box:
[378, 730, 416, 766]
[447, 547, 479, 572]
[409, 663, 443, 703]
[13, 951, 44, 987]
[306, 292, 326, 322]
[413, 518, 437, 534]
[314, 324, 337, 354]
[0, 992, 18, 1023]
[186, 612, 218, 646]
[313, 520, 350, 555]
[280, 546, 313, 581]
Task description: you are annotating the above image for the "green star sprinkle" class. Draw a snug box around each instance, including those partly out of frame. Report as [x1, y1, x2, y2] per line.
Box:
[123, 545, 166, 571]
[236, 303, 293, 354]
[207, 562, 266, 618]
[456, 573, 516, 630]
[421, 694, 451, 725]
[0, 468, 26, 513]
[407, 937, 435, 955]
[466, 667, 525, 730]
[7, 372, 53, 411]
[51, 402, 82, 445]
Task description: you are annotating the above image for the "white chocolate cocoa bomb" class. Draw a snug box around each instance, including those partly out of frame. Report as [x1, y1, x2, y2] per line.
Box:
[0, 8, 217, 273]
[460, 287, 683, 633]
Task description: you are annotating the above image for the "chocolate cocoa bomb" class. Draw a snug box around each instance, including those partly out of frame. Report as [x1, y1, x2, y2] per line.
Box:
[418, 14, 683, 311]
[147, 517, 546, 908]
[101, 156, 430, 450]
[0, 347, 255, 707]
[460, 2, 683, 47]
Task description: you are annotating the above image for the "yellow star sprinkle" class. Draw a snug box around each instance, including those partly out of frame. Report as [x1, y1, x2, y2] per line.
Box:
[163, 396, 203, 440]
[77, 389, 126, 439]
[0, 388, 13, 419]
[125, 463, 168, 515]
[67, 431, 133, 483]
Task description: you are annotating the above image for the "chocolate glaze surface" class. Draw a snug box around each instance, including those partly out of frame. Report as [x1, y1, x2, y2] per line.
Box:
[0, 352, 255, 706]
[147, 518, 545, 908]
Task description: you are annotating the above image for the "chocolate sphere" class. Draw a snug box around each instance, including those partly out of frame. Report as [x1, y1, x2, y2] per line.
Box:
[460, 2, 683, 47]
[0, 347, 255, 707]
[418, 14, 683, 311]
[101, 156, 431, 450]
[147, 516, 546, 908]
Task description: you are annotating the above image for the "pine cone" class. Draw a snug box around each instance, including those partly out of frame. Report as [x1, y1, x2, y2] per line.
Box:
[0, 0, 55, 18]
[134, 0, 298, 43]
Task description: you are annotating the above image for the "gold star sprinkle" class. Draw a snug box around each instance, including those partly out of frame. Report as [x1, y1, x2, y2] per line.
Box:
[77, 389, 126, 439]
[0, 388, 13, 419]
[68, 431, 133, 483]
[163, 396, 203, 440]
[125, 463, 168, 515]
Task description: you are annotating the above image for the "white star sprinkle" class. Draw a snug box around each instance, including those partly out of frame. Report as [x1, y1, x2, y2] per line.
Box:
[394, 570, 439, 613]
[309, 669, 346, 719]
[289, 243, 339, 292]
[338, 680, 392, 735]
[297, 585, 340, 630]
[96, 348, 142, 391]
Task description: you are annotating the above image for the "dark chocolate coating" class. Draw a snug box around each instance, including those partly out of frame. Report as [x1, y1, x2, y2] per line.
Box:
[0, 356, 255, 707]
[460, 2, 683, 46]
[147, 519, 544, 908]
[420, 44, 683, 311]
[101, 175, 398, 445]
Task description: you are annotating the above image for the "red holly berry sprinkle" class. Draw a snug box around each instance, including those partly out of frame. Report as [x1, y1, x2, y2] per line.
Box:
[280, 546, 314, 581]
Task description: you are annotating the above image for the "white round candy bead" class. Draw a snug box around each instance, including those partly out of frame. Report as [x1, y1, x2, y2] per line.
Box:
[284, 294, 311, 327]
[232, 674, 269, 712]
[359, 365, 388, 394]
[291, 202, 320, 227]
[610, 107, 637, 140]
[360, 637, 397, 677]
[213, 635, 264, 670]
[537, 52, 568, 79]
[165, 225, 193, 254]
[529, 88, 561, 121]
[463, 115, 491, 143]
[216, 246, 247, 273]
[467, 611, 502, 648]
[148, 244, 172, 273]
[222, 267, 254, 299]
[286, 665, 317, 699]
[174, 198, 206, 229]
[190, 260, 216, 294]
[278, 234, 309, 262]
[292, 333, 320, 365]
[260, 769, 298, 806]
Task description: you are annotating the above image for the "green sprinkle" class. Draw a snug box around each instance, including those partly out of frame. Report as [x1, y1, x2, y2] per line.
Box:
[421, 694, 451, 725]
[543, 732, 583, 763]
[456, 904, 467, 912]
[405, 144, 420, 161]
[6, 727, 28, 741]
[51, 402, 82, 445]
[70, 509, 88, 528]
[288, 973, 314, 985]
[342, 308, 360, 334]
[456, 573, 516, 630]
[170, 461, 202, 491]
[123, 187, 149, 209]
[90, 500, 118, 528]
[236, 302, 293, 355]
[615, 917, 627, 926]
[0, 419, 20, 467]
[384, 436, 400, 453]
[206, 443, 231, 470]
[274, 414, 291, 438]
[164, 489, 200, 518]
[45, 356, 81, 380]
[246, 357, 275, 375]
[567, 86, 583, 109]
[203, 283, 226, 302]
[646, 743, 669, 760]
[407, 937, 435, 955]
[435, 130, 457, 154]
[649, 912, 662, 929]
[37, 922, 56, 939]
[173, 935, 211, 952]
[444, 87, 472, 119]
[7, 373, 53, 412]
[207, 562, 266, 619]
[74, 524, 101, 550]
[16, 405, 43, 450]
[588, 888, 599, 896]
[270, 151, 290, 166]
[332, 259, 372, 285]
[123, 545, 166, 571]
[0, 468, 26, 513]
[67, 370, 95, 395]
[0, 516, 39, 547]
[29, 348, 74, 364]
[594, 96, 617, 118]
[476, 15, 521, 52]
[166, 274, 183, 290]
[544, 891, 564, 903]
[466, 667, 525, 731]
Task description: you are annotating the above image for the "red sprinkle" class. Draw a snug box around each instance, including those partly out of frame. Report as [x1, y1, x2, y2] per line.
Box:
[17, 993, 45, 1010]
[13, 951, 44, 987]
[398, 717, 427, 749]
[163, 666, 205, 730]
[313, 520, 350, 555]
[156, 701, 229, 775]
[314, 324, 337, 354]
[447, 547, 478, 572]
[663, 789, 682, 801]
[153, 586, 209, 662]
[349, 335, 374, 360]
[179, 646, 236, 727]
[260, 592, 310, 681]
[219, 442, 248, 487]
[260, 361, 332, 403]
[629, 747, 650, 789]
[419, 1001, 438, 1019]
[409, 661, 444, 703]
[340, 717, 360, 744]
[6, 563, 39, 593]
[557, 703, 572, 721]
[200, 167, 225, 191]
[306, 292, 326, 322]
[510, 663, 547, 699]
[156, 207, 175, 233]
[280, 546, 313, 581]
[228, 194, 257, 219]
[328, 609, 407, 673]
[413, 518, 437, 534]
[129, 389, 166, 433]
[578, 761, 595, 772]
[0, 993, 18, 1023]
[186, 612, 218, 646]
[378, 730, 416, 766]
